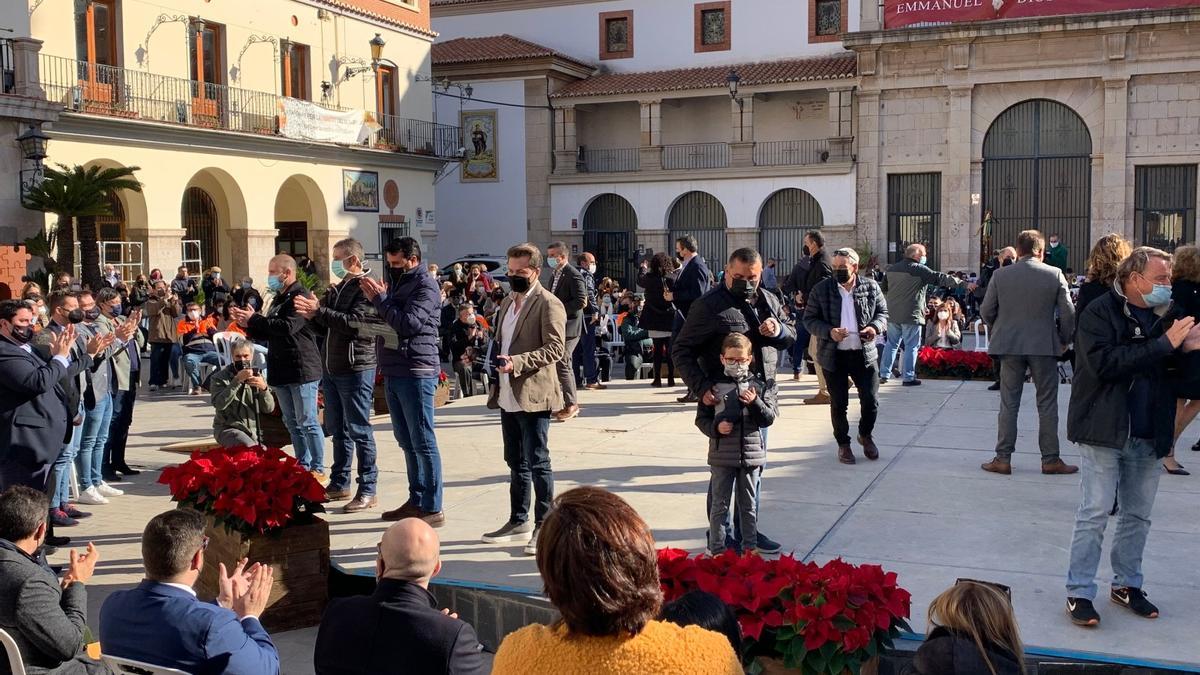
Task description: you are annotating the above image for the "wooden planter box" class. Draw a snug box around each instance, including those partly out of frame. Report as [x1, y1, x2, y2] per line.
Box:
[435, 384, 451, 408]
[372, 381, 451, 414]
[197, 516, 330, 633]
[756, 655, 878, 675]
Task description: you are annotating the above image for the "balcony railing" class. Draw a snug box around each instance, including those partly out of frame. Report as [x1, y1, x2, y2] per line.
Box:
[39, 53, 461, 159]
[753, 139, 832, 166]
[662, 142, 730, 170]
[578, 147, 640, 173]
[1, 39, 14, 94]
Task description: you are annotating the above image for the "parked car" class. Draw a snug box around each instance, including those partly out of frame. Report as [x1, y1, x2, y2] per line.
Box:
[440, 254, 509, 288]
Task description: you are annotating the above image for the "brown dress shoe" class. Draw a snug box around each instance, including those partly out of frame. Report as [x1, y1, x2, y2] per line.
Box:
[325, 487, 352, 501]
[381, 502, 422, 521]
[585, 382, 607, 391]
[553, 404, 580, 421]
[858, 435, 879, 461]
[342, 495, 378, 513]
[838, 445, 856, 465]
[1042, 459, 1080, 475]
[805, 393, 832, 405]
[981, 459, 1012, 475]
[792, 373, 801, 381]
[419, 510, 446, 528]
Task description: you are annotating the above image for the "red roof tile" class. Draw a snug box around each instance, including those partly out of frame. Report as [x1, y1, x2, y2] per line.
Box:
[318, 0, 437, 37]
[551, 54, 857, 98]
[432, 34, 593, 70]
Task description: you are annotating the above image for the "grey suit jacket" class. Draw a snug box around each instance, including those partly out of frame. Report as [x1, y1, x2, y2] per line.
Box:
[981, 256, 1075, 357]
[0, 543, 94, 675]
[489, 284, 567, 413]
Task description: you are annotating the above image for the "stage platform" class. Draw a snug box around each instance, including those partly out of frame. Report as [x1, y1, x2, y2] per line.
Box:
[74, 370, 1200, 673]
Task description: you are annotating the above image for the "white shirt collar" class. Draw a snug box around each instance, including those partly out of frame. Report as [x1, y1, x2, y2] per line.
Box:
[162, 582, 198, 597]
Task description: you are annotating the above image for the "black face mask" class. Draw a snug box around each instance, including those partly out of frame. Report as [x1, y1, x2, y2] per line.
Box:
[1001, 258, 1014, 267]
[835, 268, 852, 284]
[6, 324, 33, 345]
[509, 275, 531, 293]
[66, 309, 85, 324]
[803, 246, 812, 257]
[83, 308, 101, 321]
[388, 267, 406, 284]
[676, 252, 685, 261]
[730, 278, 757, 301]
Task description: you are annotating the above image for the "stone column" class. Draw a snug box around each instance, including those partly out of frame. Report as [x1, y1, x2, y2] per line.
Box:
[943, 85, 974, 270]
[855, 91, 883, 258]
[229, 228, 281, 288]
[127, 228, 186, 277]
[726, 229, 757, 255]
[10, 38, 45, 99]
[1101, 77, 1130, 241]
[860, 0, 882, 31]
[553, 106, 578, 175]
[526, 79, 554, 246]
[731, 96, 753, 142]
[308, 228, 348, 286]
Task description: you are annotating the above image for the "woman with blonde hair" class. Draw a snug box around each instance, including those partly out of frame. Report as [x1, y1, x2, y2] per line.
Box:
[908, 581, 1024, 675]
[1077, 234, 1133, 315]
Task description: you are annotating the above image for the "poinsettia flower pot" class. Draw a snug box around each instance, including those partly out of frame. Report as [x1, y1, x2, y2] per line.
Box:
[755, 655, 879, 675]
[195, 515, 331, 633]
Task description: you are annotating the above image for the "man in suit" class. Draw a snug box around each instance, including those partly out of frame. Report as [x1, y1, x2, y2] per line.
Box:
[670, 235, 713, 402]
[980, 229, 1078, 475]
[544, 242, 586, 421]
[480, 243, 566, 556]
[0, 486, 105, 675]
[315, 518, 486, 675]
[798, 231, 834, 405]
[0, 300, 74, 497]
[99, 508, 279, 674]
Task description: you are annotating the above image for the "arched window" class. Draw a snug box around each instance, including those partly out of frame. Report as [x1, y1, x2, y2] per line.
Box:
[181, 186, 219, 272]
[758, 189, 823, 270]
[582, 194, 638, 287]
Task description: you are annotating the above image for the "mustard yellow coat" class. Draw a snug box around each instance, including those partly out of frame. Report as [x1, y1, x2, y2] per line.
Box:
[491, 619, 744, 674]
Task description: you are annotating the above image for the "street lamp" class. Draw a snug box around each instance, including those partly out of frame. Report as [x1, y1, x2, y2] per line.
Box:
[16, 124, 49, 205]
[346, 33, 393, 80]
[726, 69, 742, 109]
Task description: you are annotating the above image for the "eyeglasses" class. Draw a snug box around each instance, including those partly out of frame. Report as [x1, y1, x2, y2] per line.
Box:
[833, 248, 855, 258]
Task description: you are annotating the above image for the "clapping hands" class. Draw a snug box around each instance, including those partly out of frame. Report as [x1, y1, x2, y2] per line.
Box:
[219, 557, 274, 619]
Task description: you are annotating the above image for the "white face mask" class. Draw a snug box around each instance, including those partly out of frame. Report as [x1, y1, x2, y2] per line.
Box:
[189, 311, 201, 320]
[937, 311, 949, 321]
[587, 264, 597, 275]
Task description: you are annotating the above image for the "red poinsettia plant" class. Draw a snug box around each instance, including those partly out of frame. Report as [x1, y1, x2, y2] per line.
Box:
[659, 549, 911, 674]
[437, 370, 451, 390]
[159, 446, 327, 537]
[916, 346, 994, 380]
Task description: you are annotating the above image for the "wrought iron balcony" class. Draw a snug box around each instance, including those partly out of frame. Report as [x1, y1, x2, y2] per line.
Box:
[577, 147, 640, 173]
[753, 139, 834, 166]
[662, 142, 730, 170]
[38, 53, 461, 159]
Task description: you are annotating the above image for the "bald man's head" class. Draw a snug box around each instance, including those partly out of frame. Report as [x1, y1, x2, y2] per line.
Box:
[376, 518, 441, 586]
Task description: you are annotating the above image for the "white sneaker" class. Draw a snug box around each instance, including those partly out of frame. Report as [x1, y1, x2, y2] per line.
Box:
[97, 482, 124, 497]
[522, 527, 540, 556]
[76, 487, 109, 505]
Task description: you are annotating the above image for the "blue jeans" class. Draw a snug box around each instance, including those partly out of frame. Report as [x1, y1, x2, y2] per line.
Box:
[880, 322, 922, 382]
[384, 376, 443, 512]
[183, 351, 222, 388]
[324, 370, 379, 496]
[274, 381, 325, 473]
[791, 322, 811, 374]
[76, 393, 113, 488]
[53, 404, 84, 507]
[1066, 438, 1162, 600]
[501, 410, 553, 524]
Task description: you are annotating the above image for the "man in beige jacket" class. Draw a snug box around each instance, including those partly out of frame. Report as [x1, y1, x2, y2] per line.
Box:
[481, 243, 567, 556]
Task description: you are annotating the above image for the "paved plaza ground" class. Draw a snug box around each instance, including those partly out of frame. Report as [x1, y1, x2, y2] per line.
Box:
[57, 367, 1200, 673]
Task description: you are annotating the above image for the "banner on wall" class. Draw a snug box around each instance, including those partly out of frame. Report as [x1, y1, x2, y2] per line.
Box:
[278, 98, 370, 144]
[884, 0, 1200, 29]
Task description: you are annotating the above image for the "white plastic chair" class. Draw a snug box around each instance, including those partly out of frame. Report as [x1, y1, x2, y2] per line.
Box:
[972, 320, 990, 353]
[0, 627, 25, 675]
[103, 655, 190, 675]
[606, 315, 624, 352]
[211, 331, 235, 367]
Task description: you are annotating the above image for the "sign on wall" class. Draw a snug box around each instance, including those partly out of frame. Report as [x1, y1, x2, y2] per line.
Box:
[279, 99, 369, 144]
[884, 0, 1200, 29]
[460, 109, 499, 182]
[343, 170, 379, 213]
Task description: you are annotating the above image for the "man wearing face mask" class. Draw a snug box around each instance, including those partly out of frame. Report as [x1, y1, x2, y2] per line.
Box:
[73, 291, 130, 505]
[879, 244, 975, 386]
[202, 266, 229, 314]
[980, 230, 1077, 476]
[674, 248, 794, 555]
[95, 288, 143, 483]
[803, 248, 888, 465]
[1063, 247, 1200, 628]
[573, 251, 604, 392]
[209, 337, 275, 448]
[145, 281, 180, 391]
[230, 277, 263, 314]
[171, 266, 198, 306]
[176, 302, 222, 396]
[294, 238, 382, 513]
[448, 303, 487, 398]
[357, 238, 445, 526]
[1046, 233, 1069, 274]
[230, 255, 325, 480]
[543, 242, 586, 421]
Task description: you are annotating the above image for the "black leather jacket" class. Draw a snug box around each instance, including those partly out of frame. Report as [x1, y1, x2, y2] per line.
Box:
[314, 274, 379, 374]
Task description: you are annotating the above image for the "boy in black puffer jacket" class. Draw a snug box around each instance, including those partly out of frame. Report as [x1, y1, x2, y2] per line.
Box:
[696, 333, 778, 556]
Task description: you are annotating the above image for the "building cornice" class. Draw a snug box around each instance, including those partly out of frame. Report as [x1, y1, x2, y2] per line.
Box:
[548, 161, 854, 185]
[432, 0, 610, 18]
[433, 55, 595, 82]
[0, 95, 62, 125]
[47, 113, 447, 173]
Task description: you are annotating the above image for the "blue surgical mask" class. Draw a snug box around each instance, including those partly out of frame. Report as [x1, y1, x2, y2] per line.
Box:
[331, 259, 348, 279]
[1140, 278, 1173, 307]
[267, 276, 284, 293]
[919, 256, 927, 266]
[547, 257, 560, 270]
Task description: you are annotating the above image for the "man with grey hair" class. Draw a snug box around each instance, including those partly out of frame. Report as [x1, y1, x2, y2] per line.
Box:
[230, 254, 325, 479]
[804, 247, 888, 465]
[1064, 247, 1200, 627]
[543, 241, 586, 421]
[980, 230, 1077, 476]
[296, 238, 382, 513]
[315, 519, 486, 674]
[879, 243, 974, 386]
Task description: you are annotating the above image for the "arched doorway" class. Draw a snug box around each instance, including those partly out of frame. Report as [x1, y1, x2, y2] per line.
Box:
[274, 174, 331, 277]
[983, 99, 1092, 271]
[668, 191, 727, 271]
[758, 189, 823, 271]
[181, 186, 219, 274]
[582, 193, 638, 288]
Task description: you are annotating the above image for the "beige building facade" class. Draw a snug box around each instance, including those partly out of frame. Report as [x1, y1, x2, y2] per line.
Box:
[847, 4, 1200, 271]
[23, 0, 457, 285]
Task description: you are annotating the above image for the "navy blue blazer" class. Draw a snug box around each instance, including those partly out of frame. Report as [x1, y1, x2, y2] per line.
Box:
[99, 580, 279, 675]
[674, 255, 712, 319]
[0, 340, 70, 465]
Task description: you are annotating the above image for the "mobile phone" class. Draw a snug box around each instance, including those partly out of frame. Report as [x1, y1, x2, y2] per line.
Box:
[252, 368, 262, 377]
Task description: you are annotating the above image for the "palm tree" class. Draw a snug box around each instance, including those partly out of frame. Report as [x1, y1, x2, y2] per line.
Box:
[22, 164, 142, 290]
